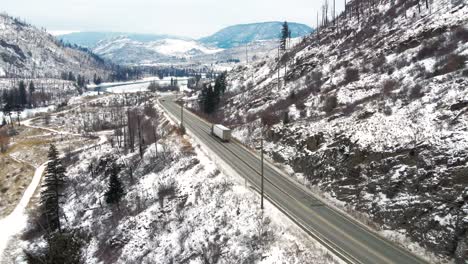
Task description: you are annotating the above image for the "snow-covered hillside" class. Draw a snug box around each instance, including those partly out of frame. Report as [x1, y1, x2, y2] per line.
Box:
[215, 0, 468, 262]
[0, 14, 109, 79]
[93, 36, 223, 64]
[10, 94, 339, 264]
[62, 22, 313, 66]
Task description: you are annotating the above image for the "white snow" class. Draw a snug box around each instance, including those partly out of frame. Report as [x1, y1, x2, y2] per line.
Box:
[47, 30, 80, 36]
[149, 39, 223, 55]
[0, 163, 46, 261]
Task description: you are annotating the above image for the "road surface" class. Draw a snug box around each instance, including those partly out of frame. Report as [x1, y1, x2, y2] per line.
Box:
[159, 96, 428, 264]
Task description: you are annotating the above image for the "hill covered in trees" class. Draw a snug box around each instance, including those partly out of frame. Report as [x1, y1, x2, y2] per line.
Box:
[199, 21, 313, 48]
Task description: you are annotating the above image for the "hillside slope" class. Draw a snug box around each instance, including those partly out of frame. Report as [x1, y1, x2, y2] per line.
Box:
[59, 31, 189, 48]
[93, 36, 223, 65]
[199, 21, 313, 48]
[7, 94, 338, 264]
[0, 14, 109, 79]
[218, 0, 468, 262]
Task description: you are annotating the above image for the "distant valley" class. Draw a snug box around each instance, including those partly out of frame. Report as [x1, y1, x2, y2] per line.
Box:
[58, 22, 313, 65]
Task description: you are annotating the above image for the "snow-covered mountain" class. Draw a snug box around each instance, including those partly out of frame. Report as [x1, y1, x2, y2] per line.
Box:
[204, 0, 468, 262]
[58, 22, 313, 65]
[199, 21, 313, 48]
[0, 14, 109, 79]
[58, 31, 190, 49]
[93, 36, 223, 65]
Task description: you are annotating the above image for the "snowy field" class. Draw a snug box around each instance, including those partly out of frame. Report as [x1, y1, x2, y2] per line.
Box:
[89, 76, 190, 94]
[0, 105, 56, 121]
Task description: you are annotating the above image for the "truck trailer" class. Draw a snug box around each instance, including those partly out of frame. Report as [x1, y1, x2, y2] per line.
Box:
[211, 124, 231, 142]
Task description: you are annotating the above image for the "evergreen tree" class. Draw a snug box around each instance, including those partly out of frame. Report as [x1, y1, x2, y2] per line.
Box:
[199, 84, 217, 114]
[2, 103, 12, 127]
[280, 21, 289, 51]
[93, 74, 102, 85]
[199, 72, 228, 115]
[67, 72, 75, 82]
[24, 230, 84, 264]
[2, 89, 8, 105]
[104, 163, 124, 206]
[18, 80, 28, 106]
[95, 76, 102, 85]
[40, 144, 66, 232]
[214, 72, 227, 95]
[28, 81, 35, 106]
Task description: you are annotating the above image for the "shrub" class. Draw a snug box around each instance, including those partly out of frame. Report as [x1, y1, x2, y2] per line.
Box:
[343, 68, 360, 85]
[296, 101, 306, 110]
[372, 54, 387, 71]
[452, 26, 468, 43]
[409, 84, 424, 99]
[261, 112, 280, 127]
[383, 104, 393, 116]
[245, 113, 258, 123]
[410, 63, 430, 79]
[158, 179, 177, 199]
[416, 36, 458, 61]
[342, 103, 357, 116]
[246, 81, 254, 90]
[394, 57, 409, 69]
[323, 95, 338, 114]
[416, 37, 444, 60]
[305, 71, 322, 93]
[433, 54, 466, 76]
[24, 230, 85, 264]
[382, 79, 399, 96]
[462, 69, 468, 77]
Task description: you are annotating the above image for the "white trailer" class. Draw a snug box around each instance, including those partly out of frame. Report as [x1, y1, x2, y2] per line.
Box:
[211, 124, 231, 141]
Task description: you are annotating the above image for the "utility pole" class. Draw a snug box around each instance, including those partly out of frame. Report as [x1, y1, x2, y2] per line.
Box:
[260, 133, 264, 210]
[277, 45, 280, 91]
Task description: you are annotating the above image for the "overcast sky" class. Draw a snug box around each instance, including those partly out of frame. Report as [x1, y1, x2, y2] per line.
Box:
[2, 0, 345, 38]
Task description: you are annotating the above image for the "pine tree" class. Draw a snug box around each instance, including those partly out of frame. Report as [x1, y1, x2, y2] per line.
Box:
[67, 72, 75, 82]
[28, 81, 35, 106]
[40, 144, 66, 232]
[280, 21, 289, 51]
[2, 103, 12, 127]
[214, 72, 227, 95]
[200, 84, 217, 114]
[18, 80, 28, 106]
[104, 163, 124, 206]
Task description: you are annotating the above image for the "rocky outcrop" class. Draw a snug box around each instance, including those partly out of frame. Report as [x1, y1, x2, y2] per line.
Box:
[267, 128, 468, 260]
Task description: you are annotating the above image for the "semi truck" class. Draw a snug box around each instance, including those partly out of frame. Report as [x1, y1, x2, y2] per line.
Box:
[211, 124, 231, 142]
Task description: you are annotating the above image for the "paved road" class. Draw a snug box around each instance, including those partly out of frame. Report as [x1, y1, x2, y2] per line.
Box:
[159, 96, 429, 264]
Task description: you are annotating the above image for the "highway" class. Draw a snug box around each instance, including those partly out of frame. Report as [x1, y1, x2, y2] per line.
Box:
[159, 96, 429, 264]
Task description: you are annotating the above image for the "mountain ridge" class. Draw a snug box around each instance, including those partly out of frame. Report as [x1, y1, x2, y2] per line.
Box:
[57, 21, 313, 65]
[0, 14, 109, 79]
[59, 31, 191, 48]
[199, 21, 313, 48]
